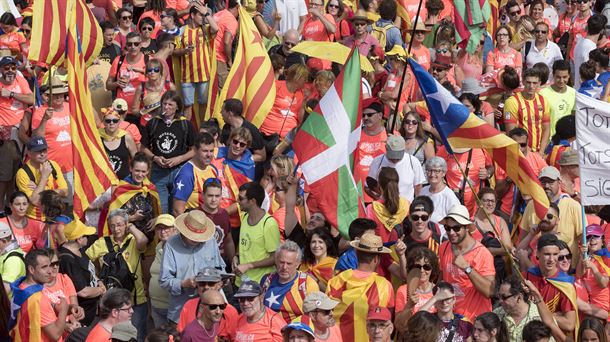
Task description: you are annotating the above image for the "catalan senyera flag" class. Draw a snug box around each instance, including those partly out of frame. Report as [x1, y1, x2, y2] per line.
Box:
[66, 0, 118, 217]
[9, 278, 44, 342]
[326, 269, 395, 342]
[293, 47, 365, 238]
[299, 256, 337, 287]
[97, 179, 161, 236]
[29, 0, 102, 66]
[407, 58, 549, 222]
[205, 6, 276, 127]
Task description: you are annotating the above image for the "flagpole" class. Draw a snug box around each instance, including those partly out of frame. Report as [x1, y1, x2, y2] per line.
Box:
[388, 0, 424, 133]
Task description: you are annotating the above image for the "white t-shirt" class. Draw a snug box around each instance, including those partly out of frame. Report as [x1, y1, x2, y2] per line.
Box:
[523, 40, 564, 70]
[420, 185, 460, 237]
[367, 153, 425, 202]
[275, 0, 308, 35]
[573, 37, 597, 89]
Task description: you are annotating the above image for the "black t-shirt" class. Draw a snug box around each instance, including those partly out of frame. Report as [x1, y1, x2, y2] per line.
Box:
[98, 44, 121, 65]
[220, 118, 265, 151]
[141, 39, 158, 57]
[142, 117, 196, 160]
[268, 44, 307, 72]
[57, 245, 99, 326]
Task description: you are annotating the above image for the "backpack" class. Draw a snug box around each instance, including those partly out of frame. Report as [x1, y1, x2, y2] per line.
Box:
[2, 250, 24, 268]
[99, 237, 138, 295]
[21, 162, 58, 182]
[371, 23, 393, 51]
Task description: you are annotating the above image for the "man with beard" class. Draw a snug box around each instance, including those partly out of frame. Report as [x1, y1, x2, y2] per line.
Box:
[355, 98, 387, 204]
[181, 289, 228, 342]
[302, 291, 342, 341]
[516, 203, 560, 270]
[438, 204, 495, 322]
[0, 56, 33, 211]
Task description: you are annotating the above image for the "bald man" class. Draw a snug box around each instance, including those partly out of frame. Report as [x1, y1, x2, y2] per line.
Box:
[268, 29, 307, 71]
[181, 290, 226, 341]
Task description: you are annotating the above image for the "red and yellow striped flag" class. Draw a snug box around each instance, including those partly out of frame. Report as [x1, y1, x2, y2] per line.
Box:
[66, 0, 118, 217]
[28, 0, 102, 66]
[205, 7, 276, 127]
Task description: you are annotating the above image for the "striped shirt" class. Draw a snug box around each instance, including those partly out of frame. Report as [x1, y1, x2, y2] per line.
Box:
[175, 25, 212, 83]
[504, 92, 550, 152]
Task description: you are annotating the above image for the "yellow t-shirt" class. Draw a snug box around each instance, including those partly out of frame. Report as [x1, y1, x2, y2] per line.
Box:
[237, 213, 281, 286]
[86, 234, 147, 305]
[503, 93, 550, 152]
[539, 86, 576, 137]
[15, 160, 68, 221]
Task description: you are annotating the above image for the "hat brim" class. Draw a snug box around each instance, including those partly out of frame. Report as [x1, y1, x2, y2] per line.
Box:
[386, 150, 405, 160]
[440, 213, 473, 226]
[349, 240, 392, 254]
[318, 298, 340, 310]
[29, 145, 48, 152]
[45, 87, 69, 95]
[195, 276, 222, 283]
[348, 16, 373, 24]
[234, 291, 261, 298]
[140, 102, 161, 114]
[431, 62, 452, 70]
[174, 213, 216, 243]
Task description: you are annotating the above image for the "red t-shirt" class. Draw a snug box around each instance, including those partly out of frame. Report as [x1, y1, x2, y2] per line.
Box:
[32, 103, 73, 173]
[177, 298, 239, 341]
[524, 269, 574, 314]
[108, 54, 147, 113]
[213, 10, 238, 63]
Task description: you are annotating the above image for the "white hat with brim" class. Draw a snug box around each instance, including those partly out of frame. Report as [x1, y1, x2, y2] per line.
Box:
[174, 210, 216, 243]
[440, 204, 473, 225]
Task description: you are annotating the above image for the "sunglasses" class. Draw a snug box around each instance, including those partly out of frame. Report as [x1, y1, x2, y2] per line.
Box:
[576, 0, 588, 3]
[558, 254, 572, 262]
[21, 29, 31, 34]
[363, 112, 378, 117]
[121, 15, 132, 20]
[415, 30, 426, 34]
[328, 3, 340, 8]
[410, 263, 432, 271]
[403, 119, 418, 125]
[315, 309, 332, 316]
[238, 297, 257, 303]
[545, 213, 556, 220]
[202, 303, 227, 310]
[126, 41, 141, 47]
[586, 235, 602, 240]
[446, 225, 464, 233]
[431, 67, 448, 72]
[509, 10, 520, 16]
[497, 33, 509, 37]
[519, 142, 528, 148]
[147, 67, 160, 73]
[50, 261, 60, 268]
[534, 29, 547, 34]
[3, 65, 16, 71]
[105, 118, 120, 124]
[141, 26, 153, 32]
[205, 177, 221, 185]
[284, 41, 296, 47]
[436, 48, 449, 54]
[411, 214, 429, 222]
[232, 139, 247, 148]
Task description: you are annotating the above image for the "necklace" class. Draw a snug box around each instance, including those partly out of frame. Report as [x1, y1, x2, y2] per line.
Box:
[200, 320, 216, 337]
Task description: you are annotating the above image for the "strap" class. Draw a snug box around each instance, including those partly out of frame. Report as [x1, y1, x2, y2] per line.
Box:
[3, 250, 24, 267]
[445, 317, 459, 342]
[114, 54, 127, 79]
[103, 236, 113, 253]
[459, 149, 473, 198]
[524, 41, 532, 59]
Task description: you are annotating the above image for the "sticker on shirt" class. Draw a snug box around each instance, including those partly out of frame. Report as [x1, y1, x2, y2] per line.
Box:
[156, 132, 178, 154]
[240, 232, 252, 251]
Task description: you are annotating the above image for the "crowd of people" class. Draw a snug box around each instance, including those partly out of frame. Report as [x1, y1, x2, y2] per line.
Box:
[0, 0, 609, 341]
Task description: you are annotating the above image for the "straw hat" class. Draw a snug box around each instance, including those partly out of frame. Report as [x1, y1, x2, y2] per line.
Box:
[140, 92, 162, 115]
[349, 9, 373, 24]
[44, 76, 69, 95]
[413, 20, 431, 32]
[349, 233, 391, 254]
[174, 210, 215, 242]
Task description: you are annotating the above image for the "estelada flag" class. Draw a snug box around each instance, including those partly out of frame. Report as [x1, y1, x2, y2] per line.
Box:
[407, 57, 549, 222]
[205, 6, 276, 127]
[9, 278, 44, 342]
[29, 0, 102, 66]
[293, 47, 365, 238]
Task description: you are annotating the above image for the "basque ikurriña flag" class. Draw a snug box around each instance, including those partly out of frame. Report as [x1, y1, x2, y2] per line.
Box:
[293, 47, 365, 238]
[407, 58, 549, 222]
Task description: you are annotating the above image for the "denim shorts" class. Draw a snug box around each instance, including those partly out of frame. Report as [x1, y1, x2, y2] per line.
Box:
[181, 81, 209, 106]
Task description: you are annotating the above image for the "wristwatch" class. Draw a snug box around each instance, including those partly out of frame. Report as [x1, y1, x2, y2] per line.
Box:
[464, 266, 473, 275]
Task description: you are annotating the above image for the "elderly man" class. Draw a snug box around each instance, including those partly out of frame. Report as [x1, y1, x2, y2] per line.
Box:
[268, 29, 307, 71]
[367, 135, 425, 202]
[419, 156, 460, 233]
[235, 280, 286, 341]
[327, 233, 394, 342]
[160, 210, 225, 325]
[303, 291, 342, 341]
[261, 240, 319, 323]
[181, 289, 228, 341]
[438, 205, 495, 322]
[366, 307, 394, 342]
[177, 267, 238, 341]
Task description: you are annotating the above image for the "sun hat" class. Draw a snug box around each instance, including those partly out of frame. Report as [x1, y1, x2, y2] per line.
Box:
[349, 233, 391, 254]
[440, 204, 473, 225]
[174, 210, 215, 242]
[140, 92, 162, 115]
[348, 9, 373, 24]
[44, 76, 69, 95]
[385, 135, 405, 160]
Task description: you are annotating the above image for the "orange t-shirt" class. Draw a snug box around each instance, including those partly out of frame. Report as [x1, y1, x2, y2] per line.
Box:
[581, 258, 610, 312]
[411, 45, 431, 72]
[486, 48, 522, 71]
[109, 54, 147, 113]
[353, 129, 387, 203]
[213, 9, 239, 63]
[85, 323, 112, 342]
[302, 14, 336, 42]
[32, 103, 73, 173]
[315, 325, 343, 342]
[0, 74, 32, 126]
[234, 308, 286, 342]
[395, 284, 435, 314]
[0, 30, 27, 54]
[177, 298, 239, 340]
[42, 273, 77, 305]
[439, 241, 495, 321]
[19, 282, 63, 342]
[260, 80, 305, 137]
[2, 217, 45, 253]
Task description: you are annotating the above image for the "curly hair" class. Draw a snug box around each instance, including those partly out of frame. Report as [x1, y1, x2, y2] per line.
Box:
[406, 247, 440, 283]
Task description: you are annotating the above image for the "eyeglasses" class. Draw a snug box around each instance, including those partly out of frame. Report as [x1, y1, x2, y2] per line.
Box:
[534, 30, 547, 34]
[238, 297, 257, 303]
[426, 169, 443, 174]
[354, 22, 368, 27]
[403, 119, 418, 125]
[540, 179, 558, 185]
[309, 2, 322, 6]
[481, 198, 496, 204]
[509, 10, 520, 16]
[415, 30, 426, 35]
[126, 41, 141, 47]
[363, 112, 378, 117]
[202, 303, 227, 310]
[117, 306, 133, 312]
[21, 29, 31, 34]
[205, 177, 221, 186]
[410, 263, 432, 271]
[436, 48, 449, 54]
[576, 0, 588, 3]
[3, 66, 16, 71]
[446, 225, 464, 233]
[367, 322, 391, 330]
[232, 139, 247, 148]
[586, 235, 602, 241]
[497, 33, 509, 37]
[105, 118, 120, 124]
[518, 142, 528, 148]
[147, 67, 160, 73]
[497, 293, 516, 301]
[121, 15, 132, 20]
[431, 67, 447, 72]
[558, 254, 572, 262]
[328, 3, 340, 8]
[410, 214, 429, 222]
[141, 26, 153, 32]
[50, 261, 60, 268]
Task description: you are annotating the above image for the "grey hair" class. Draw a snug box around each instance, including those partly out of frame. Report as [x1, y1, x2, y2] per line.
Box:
[275, 240, 303, 262]
[425, 156, 447, 172]
[107, 208, 129, 225]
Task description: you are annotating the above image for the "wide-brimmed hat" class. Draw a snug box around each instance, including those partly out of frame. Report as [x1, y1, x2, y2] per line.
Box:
[349, 233, 391, 254]
[461, 78, 488, 95]
[303, 291, 340, 313]
[386, 45, 407, 62]
[558, 149, 578, 166]
[431, 55, 452, 70]
[140, 92, 162, 115]
[440, 204, 473, 225]
[412, 20, 431, 32]
[64, 220, 97, 241]
[174, 210, 215, 242]
[44, 76, 69, 95]
[349, 9, 373, 24]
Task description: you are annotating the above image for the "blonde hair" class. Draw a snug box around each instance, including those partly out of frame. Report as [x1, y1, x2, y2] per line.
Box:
[229, 126, 252, 147]
[285, 64, 310, 83]
[270, 155, 294, 179]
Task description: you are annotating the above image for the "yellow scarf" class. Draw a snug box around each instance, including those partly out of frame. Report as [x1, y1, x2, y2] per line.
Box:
[98, 128, 127, 141]
[372, 198, 409, 231]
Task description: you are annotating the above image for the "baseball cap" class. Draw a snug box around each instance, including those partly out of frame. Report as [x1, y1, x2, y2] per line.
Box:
[0, 56, 16, 67]
[27, 136, 48, 152]
[538, 166, 560, 180]
[0, 221, 12, 239]
[154, 214, 175, 228]
[281, 322, 315, 338]
[586, 224, 604, 237]
[385, 135, 405, 160]
[111, 322, 138, 341]
[367, 307, 392, 321]
[112, 98, 129, 112]
[64, 220, 97, 241]
[195, 267, 223, 283]
[303, 291, 339, 313]
[234, 280, 262, 298]
[440, 204, 473, 226]
[363, 97, 383, 113]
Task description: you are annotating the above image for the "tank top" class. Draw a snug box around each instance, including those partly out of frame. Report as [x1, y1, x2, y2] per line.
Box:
[405, 137, 426, 165]
[104, 136, 131, 180]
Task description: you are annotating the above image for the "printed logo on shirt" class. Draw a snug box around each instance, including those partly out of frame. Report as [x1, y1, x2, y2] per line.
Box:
[156, 132, 178, 154]
[213, 224, 224, 246]
[56, 130, 71, 142]
[240, 232, 252, 251]
[109, 154, 123, 173]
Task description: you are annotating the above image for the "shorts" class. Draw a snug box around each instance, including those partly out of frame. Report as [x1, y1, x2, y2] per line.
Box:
[181, 82, 209, 106]
[0, 141, 20, 182]
[217, 61, 229, 89]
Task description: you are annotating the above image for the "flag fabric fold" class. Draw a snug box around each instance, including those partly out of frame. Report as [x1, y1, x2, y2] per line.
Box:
[453, 0, 491, 54]
[29, 0, 102, 66]
[205, 6, 276, 127]
[9, 277, 44, 342]
[66, 0, 118, 218]
[293, 47, 365, 238]
[407, 58, 549, 221]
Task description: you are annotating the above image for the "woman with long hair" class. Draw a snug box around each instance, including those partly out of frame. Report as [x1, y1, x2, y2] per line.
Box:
[326, 0, 351, 42]
[262, 155, 295, 237]
[485, 25, 522, 75]
[160, 8, 180, 36]
[299, 227, 338, 292]
[456, 31, 486, 79]
[114, 8, 136, 50]
[0, 12, 28, 59]
[578, 317, 608, 342]
[131, 58, 174, 123]
[100, 109, 138, 180]
[39, 190, 69, 249]
[401, 311, 443, 342]
[576, 224, 610, 317]
[433, 40, 464, 88]
[472, 312, 509, 342]
[472, 187, 514, 254]
[252, 0, 280, 41]
[1, 191, 44, 253]
[398, 111, 435, 165]
[366, 167, 409, 243]
[138, 17, 158, 56]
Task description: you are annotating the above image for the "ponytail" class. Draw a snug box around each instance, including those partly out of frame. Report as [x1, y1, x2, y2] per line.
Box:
[379, 167, 400, 215]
